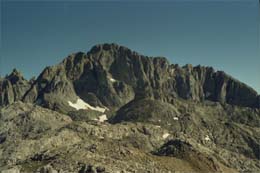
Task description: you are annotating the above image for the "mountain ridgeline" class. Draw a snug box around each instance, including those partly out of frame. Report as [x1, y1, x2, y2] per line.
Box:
[1, 43, 259, 111]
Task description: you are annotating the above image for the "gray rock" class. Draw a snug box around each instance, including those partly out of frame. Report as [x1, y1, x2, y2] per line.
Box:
[0, 167, 20, 173]
[79, 164, 96, 173]
[0, 69, 31, 106]
[112, 98, 179, 123]
[38, 165, 58, 173]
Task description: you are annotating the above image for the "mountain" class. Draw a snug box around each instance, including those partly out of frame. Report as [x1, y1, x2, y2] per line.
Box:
[1, 43, 259, 111]
[0, 43, 259, 173]
[0, 69, 33, 106]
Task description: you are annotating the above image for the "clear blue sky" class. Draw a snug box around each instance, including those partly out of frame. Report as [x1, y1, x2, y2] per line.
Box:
[1, 0, 260, 93]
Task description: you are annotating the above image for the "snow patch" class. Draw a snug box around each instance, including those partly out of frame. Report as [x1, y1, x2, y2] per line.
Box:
[68, 98, 106, 113]
[98, 114, 108, 122]
[173, 117, 179, 120]
[162, 133, 170, 139]
[94, 114, 108, 122]
[109, 78, 116, 83]
[205, 135, 210, 141]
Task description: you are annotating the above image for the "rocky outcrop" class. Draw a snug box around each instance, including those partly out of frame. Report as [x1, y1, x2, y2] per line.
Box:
[30, 66, 78, 113]
[37, 165, 58, 173]
[153, 139, 222, 173]
[1, 101, 255, 172]
[112, 97, 260, 171]
[112, 98, 180, 123]
[79, 164, 106, 173]
[0, 69, 31, 106]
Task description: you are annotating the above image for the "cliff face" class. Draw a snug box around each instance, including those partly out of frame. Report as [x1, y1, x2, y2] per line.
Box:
[1, 43, 259, 111]
[0, 69, 32, 106]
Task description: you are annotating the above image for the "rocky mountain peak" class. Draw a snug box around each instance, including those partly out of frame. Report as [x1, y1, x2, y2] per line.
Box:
[0, 68, 30, 106]
[10, 68, 20, 75]
[88, 43, 128, 54]
[1, 43, 259, 111]
[6, 68, 25, 84]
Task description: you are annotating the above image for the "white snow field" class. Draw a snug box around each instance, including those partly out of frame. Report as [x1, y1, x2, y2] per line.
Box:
[68, 98, 106, 113]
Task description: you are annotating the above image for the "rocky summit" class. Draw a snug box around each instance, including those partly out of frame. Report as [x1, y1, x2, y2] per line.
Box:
[0, 43, 259, 173]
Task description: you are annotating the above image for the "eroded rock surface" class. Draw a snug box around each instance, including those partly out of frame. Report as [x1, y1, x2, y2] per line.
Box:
[0, 100, 259, 173]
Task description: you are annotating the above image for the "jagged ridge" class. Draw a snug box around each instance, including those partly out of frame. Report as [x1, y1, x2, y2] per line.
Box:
[0, 43, 259, 111]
